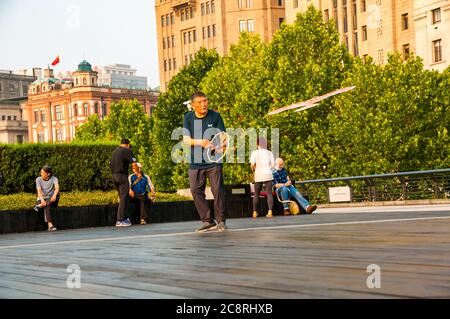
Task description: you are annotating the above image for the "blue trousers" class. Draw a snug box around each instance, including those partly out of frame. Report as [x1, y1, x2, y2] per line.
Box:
[276, 185, 310, 210]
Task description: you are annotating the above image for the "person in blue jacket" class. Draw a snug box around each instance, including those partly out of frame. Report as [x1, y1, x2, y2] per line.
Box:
[128, 162, 155, 225]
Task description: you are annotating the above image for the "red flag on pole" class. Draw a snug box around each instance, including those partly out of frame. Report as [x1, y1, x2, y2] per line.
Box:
[51, 55, 60, 66]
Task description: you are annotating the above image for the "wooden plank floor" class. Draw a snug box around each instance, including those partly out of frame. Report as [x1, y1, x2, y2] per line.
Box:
[1, 204, 450, 299]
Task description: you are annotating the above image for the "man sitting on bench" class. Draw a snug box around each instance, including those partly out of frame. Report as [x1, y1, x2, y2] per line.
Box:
[272, 158, 317, 215]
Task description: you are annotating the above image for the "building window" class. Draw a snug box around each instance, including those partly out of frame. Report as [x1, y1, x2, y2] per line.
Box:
[38, 133, 45, 143]
[164, 60, 167, 72]
[184, 32, 188, 44]
[0, 82, 2, 92]
[7, 116, 11, 120]
[190, 54, 194, 62]
[171, 12, 174, 24]
[345, 35, 349, 51]
[193, 30, 197, 42]
[402, 13, 409, 30]
[378, 49, 384, 65]
[34, 111, 39, 123]
[211, 0, 215, 13]
[432, 8, 441, 24]
[163, 38, 166, 49]
[169, 59, 172, 71]
[208, 25, 211, 37]
[166, 14, 169, 25]
[377, 19, 382, 36]
[17, 135, 24, 144]
[23, 85, 28, 95]
[185, 55, 189, 65]
[203, 27, 207, 39]
[278, 0, 283, 6]
[172, 35, 176, 47]
[94, 103, 99, 114]
[352, 0, 357, 29]
[83, 77, 87, 85]
[279, 18, 284, 28]
[433, 39, 443, 63]
[40, 110, 46, 123]
[9, 84, 15, 93]
[246, 0, 252, 8]
[206, 2, 210, 14]
[173, 58, 177, 70]
[324, 9, 329, 22]
[343, 2, 348, 33]
[83, 103, 89, 116]
[1, 115, 5, 120]
[333, 9, 338, 31]
[201, 3, 205, 15]
[189, 31, 192, 43]
[181, 9, 185, 21]
[102, 103, 107, 118]
[362, 25, 367, 41]
[55, 105, 63, 121]
[403, 44, 410, 60]
[239, 20, 246, 32]
[161, 16, 165, 27]
[361, 0, 366, 12]
[294, 0, 298, 8]
[167, 36, 171, 48]
[13, 116, 17, 120]
[247, 20, 254, 32]
[353, 32, 359, 56]
[73, 104, 78, 117]
[212, 24, 216, 36]
[56, 129, 64, 142]
[238, 0, 243, 9]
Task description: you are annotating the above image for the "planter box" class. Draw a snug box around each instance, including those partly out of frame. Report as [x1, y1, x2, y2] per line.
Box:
[0, 196, 286, 235]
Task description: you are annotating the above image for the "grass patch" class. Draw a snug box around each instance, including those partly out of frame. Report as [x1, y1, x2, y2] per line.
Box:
[0, 191, 192, 211]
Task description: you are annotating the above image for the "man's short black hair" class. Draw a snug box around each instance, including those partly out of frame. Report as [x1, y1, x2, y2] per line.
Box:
[121, 138, 130, 145]
[41, 165, 52, 176]
[190, 91, 207, 102]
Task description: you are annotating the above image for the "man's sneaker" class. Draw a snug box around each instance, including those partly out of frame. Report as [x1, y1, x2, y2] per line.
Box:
[140, 218, 147, 225]
[48, 226, 57, 232]
[196, 221, 217, 233]
[217, 221, 228, 231]
[116, 219, 132, 227]
[306, 205, 317, 214]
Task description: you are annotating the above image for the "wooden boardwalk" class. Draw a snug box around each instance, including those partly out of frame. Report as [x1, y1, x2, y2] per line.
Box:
[0, 204, 450, 299]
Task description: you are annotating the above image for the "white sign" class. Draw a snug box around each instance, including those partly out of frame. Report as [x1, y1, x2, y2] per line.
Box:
[328, 186, 352, 203]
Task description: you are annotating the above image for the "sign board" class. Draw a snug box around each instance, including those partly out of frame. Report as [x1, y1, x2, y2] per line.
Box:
[232, 188, 246, 195]
[328, 186, 352, 203]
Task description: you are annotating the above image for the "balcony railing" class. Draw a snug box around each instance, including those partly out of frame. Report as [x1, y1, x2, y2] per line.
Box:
[171, 0, 196, 10]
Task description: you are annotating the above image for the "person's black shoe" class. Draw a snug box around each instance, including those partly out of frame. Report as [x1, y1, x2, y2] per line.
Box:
[196, 221, 217, 233]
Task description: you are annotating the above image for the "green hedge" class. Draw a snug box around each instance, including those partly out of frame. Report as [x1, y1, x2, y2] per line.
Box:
[0, 142, 117, 195]
[0, 191, 192, 211]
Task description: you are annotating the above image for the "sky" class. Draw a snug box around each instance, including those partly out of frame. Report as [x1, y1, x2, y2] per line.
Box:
[0, 0, 160, 89]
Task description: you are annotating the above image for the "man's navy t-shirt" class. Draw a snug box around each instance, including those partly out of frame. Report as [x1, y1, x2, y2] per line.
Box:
[183, 109, 226, 169]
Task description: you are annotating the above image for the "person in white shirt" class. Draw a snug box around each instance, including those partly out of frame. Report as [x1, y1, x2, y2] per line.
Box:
[250, 138, 275, 218]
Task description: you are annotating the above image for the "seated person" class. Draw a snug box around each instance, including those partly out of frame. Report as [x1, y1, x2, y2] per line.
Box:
[128, 162, 155, 225]
[272, 158, 317, 215]
[34, 165, 60, 232]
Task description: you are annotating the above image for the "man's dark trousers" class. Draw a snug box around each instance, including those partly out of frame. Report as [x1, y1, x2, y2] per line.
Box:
[189, 165, 226, 223]
[113, 173, 129, 221]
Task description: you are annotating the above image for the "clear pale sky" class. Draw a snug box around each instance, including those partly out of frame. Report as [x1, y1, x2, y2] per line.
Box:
[0, 0, 160, 89]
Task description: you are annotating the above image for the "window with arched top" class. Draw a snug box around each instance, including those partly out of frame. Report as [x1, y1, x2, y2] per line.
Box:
[92, 77, 95, 85]
[37, 86, 40, 93]
[73, 104, 78, 117]
[83, 78, 87, 85]
[94, 103, 99, 114]
[83, 103, 89, 116]
[76, 78, 79, 85]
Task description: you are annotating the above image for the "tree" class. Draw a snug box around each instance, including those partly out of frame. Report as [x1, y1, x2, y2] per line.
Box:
[263, 5, 352, 180]
[75, 99, 151, 159]
[199, 32, 272, 184]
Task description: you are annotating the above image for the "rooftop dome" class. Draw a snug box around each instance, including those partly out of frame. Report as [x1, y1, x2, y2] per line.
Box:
[76, 60, 93, 72]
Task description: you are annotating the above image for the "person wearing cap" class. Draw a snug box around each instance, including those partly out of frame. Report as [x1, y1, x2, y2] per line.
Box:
[110, 138, 136, 227]
[34, 165, 60, 231]
[128, 162, 155, 225]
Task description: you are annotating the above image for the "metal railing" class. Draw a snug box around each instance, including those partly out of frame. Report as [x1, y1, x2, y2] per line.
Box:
[296, 169, 450, 204]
